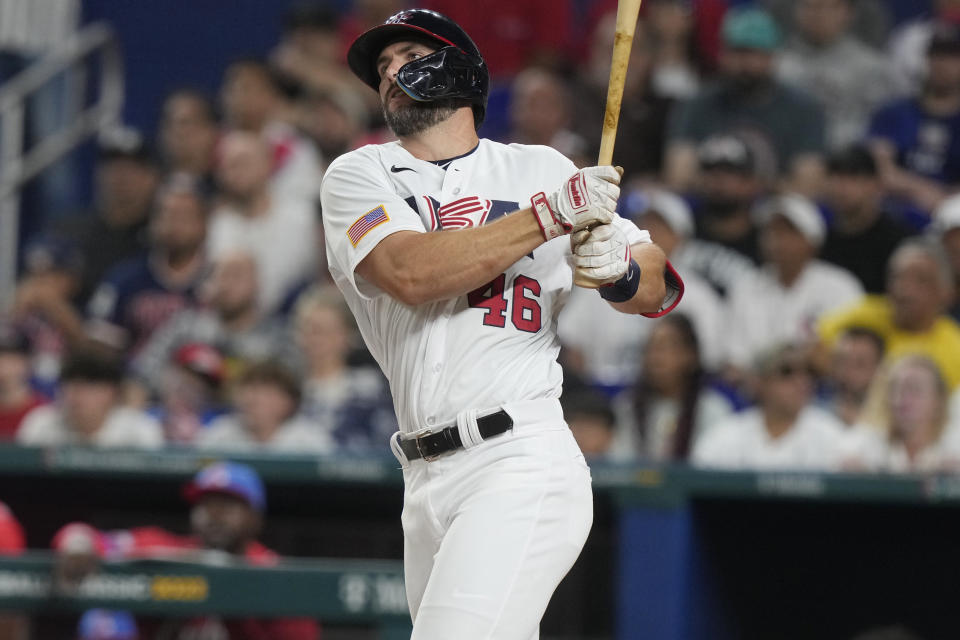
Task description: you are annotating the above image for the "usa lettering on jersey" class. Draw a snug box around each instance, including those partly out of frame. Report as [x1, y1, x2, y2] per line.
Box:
[404, 195, 519, 231]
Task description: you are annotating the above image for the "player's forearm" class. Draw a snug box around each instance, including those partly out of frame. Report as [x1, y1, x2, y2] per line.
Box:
[608, 242, 667, 315]
[357, 207, 545, 306]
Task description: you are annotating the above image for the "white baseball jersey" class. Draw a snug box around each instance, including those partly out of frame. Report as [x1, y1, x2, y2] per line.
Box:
[320, 139, 647, 435]
[691, 405, 847, 471]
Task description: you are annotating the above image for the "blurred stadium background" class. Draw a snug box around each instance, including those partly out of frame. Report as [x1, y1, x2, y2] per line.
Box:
[2, 0, 960, 639]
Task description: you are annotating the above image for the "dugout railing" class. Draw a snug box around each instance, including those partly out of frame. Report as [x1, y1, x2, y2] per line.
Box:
[2, 445, 960, 639]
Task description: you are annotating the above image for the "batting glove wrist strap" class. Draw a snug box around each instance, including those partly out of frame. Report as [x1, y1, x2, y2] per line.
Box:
[599, 259, 641, 303]
[530, 191, 570, 241]
[533, 166, 621, 241]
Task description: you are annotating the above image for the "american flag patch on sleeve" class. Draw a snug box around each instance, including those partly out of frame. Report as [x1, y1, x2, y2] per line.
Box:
[347, 205, 389, 246]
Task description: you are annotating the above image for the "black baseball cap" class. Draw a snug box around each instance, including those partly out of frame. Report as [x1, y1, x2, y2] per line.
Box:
[97, 127, 157, 166]
[697, 134, 755, 174]
[826, 144, 877, 177]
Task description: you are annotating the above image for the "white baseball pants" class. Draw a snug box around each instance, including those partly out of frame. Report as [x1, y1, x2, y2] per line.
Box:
[395, 399, 594, 640]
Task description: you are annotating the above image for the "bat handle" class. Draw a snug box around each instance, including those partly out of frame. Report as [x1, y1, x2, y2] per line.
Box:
[598, 0, 644, 166]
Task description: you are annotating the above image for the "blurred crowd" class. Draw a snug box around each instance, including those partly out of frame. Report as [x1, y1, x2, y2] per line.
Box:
[2, 1, 960, 638]
[3, 0, 960, 483]
[0, 462, 322, 640]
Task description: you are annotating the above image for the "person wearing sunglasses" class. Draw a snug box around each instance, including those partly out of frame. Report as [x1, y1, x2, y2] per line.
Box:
[692, 343, 846, 470]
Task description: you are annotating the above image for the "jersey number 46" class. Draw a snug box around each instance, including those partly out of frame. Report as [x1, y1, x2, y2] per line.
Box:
[467, 274, 542, 333]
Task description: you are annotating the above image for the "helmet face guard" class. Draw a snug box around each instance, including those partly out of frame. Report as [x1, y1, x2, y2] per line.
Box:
[396, 46, 488, 104]
[347, 9, 490, 129]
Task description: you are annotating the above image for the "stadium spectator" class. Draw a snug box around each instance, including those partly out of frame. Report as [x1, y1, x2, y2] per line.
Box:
[689, 133, 767, 264]
[571, 13, 673, 178]
[818, 238, 960, 389]
[665, 6, 826, 196]
[85, 175, 209, 356]
[585, 0, 728, 73]
[219, 58, 323, 204]
[820, 144, 917, 294]
[561, 388, 617, 459]
[644, 0, 704, 99]
[692, 343, 846, 470]
[888, 0, 960, 94]
[148, 343, 229, 445]
[0, 324, 46, 440]
[0, 501, 27, 640]
[762, 0, 892, 51]
[10, 237, 87, 391]
[560, 188, 723, 391]
[422, 0, 572, 76]
[869, 21, 960, 216]
[157, 88, 220, 193]
[208, 131, 318, 315]
[76, 610, 138, 640]
[625, 190, 723, 367]
[847, 355, 960, 472]
[776, 0, 896, 150]
[294, 287, 396, 452]
[667, 141, 762, 297]
[930, 193, 960, 322]
[507, 67, 589, 166]
[197, 361, 331, 453]
[821, 327, 886, 427]
[0, 502, 24, 554]
[52, 462, 320, 639]
[299, 87, 369, 171]
[16, 351, 163, 448]
[51, 129, 159, 305]
[722, 194, 864, 376]
[131, 249, 298, 397]
[271, 2, 364, 100]
[611, 314, 733, 462]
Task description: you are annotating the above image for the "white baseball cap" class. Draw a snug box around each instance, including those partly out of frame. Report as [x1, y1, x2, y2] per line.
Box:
[624, 188, 694, 238]
[931, 193, 960, 235]
[754, 193, 825, 248]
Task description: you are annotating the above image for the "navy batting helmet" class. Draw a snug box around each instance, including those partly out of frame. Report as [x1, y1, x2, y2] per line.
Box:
[347, 9, 489, 129]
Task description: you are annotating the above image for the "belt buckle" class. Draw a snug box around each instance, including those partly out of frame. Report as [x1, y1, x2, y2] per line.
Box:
[408, 427, 441, 462]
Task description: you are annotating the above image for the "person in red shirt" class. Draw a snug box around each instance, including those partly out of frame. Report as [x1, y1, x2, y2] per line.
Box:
[0, 501, 27, 640]
[0, 324, 47, 440]
[53, 462, 320, 640]
[0, 501, 24, 555]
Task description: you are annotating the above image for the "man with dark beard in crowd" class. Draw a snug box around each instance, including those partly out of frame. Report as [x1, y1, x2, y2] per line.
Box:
[665, 5, 826, 196]
[670, 134, 765, 297]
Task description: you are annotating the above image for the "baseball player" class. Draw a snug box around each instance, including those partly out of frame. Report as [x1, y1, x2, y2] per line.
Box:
[320, 9, 683, 639]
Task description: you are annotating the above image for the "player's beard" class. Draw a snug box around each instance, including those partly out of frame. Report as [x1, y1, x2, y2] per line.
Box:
[383, 97, 461, 137]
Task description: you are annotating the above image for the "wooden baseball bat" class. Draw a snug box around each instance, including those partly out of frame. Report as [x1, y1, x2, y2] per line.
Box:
[597, 0, 644, 166]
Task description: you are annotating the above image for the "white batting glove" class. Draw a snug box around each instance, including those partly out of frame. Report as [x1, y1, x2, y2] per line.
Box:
[571, 223, 632, 289]
[530, 166, 621, 241]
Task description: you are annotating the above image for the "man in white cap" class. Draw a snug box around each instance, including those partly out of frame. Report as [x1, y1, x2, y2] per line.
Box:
[559, 188, 724, 390]
[722, 193, 864, 379]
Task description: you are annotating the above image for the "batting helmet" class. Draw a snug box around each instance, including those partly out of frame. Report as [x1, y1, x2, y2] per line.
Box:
[347, 9, 489, 129]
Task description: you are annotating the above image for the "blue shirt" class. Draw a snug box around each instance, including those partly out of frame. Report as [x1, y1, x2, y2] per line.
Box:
[86, 255, 204, 354]
[869, 98, 960, 185]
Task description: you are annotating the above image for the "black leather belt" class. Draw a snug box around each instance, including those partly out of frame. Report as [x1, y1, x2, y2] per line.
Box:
[399, 410, 514, 461]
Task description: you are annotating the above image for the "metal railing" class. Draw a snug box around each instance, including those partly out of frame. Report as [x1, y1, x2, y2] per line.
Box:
[0, 22, 124, 309]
